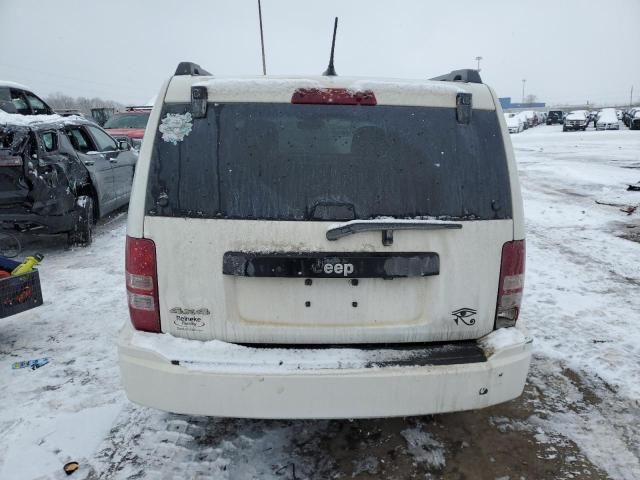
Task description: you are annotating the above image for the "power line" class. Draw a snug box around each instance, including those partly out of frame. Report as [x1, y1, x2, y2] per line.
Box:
[0, 62, 151, 95]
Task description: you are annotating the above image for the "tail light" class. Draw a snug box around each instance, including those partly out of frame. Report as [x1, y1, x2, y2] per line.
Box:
[126, 236, 160, 332]
[291, 88, 377, 105]
[495, 240, 525, 328]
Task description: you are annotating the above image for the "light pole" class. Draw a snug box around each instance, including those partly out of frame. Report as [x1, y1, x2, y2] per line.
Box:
[522, 79, 526, 104]
[475, 56, 483, 72]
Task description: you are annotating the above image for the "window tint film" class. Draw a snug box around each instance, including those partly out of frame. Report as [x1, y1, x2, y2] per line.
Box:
[10, 90, 30, 114]
[87, 126, 117, 152]
[0, 88, 16, 113]
[40, 132, 57, 152]
[147, 103, 512, 221]
[66, 127, 93, 153]
[25, 93, 49, 115]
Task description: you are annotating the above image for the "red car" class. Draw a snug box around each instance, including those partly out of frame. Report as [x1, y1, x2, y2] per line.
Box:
[104, 107, 151, 150]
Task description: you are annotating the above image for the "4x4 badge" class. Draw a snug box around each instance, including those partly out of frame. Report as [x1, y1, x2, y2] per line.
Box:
[452, 308, 477, 326]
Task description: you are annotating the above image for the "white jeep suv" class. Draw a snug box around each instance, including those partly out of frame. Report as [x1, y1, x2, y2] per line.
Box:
[118, 63, 531, 419]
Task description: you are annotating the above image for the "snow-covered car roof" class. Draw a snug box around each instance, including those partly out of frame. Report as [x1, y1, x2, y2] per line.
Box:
[597, 109, 618, 123]
[505, 116, 521, 127]
[0, 111, 92, 130]
[566, 111, 588, 119]
[164, 75, 497, 110]
[0, 80, 32, 90]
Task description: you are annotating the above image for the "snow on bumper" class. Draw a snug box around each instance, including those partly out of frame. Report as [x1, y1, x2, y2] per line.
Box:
[118, 324, 533, 419]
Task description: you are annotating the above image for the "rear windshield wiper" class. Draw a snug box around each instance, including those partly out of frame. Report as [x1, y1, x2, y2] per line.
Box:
[326, 219, 462, 245]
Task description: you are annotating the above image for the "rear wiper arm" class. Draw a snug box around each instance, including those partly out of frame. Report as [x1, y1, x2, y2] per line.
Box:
[326, 219, 462, 245]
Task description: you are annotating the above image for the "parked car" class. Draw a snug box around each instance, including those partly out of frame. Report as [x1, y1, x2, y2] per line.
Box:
[595, 108, 620, 130]
[563, 110, 588, 131]
[118, 63, 531, 419]
[0, 81, 54, 116]
[521, 110, 538, 127]
[625, 108, 640, 126]
[546, 110, 564, 125]
[0, 112, 137, 245]
[103, 106, 151, 150]
[504, 112, 523, 133]
[630, 109, 640, 130]
[517, 111, 529, 130]
[624, 107, 640, 128]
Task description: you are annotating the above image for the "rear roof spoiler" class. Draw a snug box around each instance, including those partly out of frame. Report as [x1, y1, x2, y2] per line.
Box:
[174, 62, 211, 76]
[430, 69, 482, 84]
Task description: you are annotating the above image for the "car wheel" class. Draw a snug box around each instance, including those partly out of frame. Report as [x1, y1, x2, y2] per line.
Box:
[562, 127, 567, 132]
[68, 195, 94, 247]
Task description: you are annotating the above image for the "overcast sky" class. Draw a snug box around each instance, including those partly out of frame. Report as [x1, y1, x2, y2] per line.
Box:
[1, 0, 638, 106]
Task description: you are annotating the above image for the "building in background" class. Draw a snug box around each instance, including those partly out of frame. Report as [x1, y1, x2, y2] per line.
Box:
[499, 97, 546, 110]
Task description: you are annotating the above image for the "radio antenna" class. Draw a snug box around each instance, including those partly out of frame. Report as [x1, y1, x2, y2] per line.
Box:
[258, 0, 267, 75]
[322, 17, 339, 76]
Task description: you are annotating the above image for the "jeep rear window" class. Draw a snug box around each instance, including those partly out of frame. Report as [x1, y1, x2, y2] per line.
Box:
[146, 103, 512, 221]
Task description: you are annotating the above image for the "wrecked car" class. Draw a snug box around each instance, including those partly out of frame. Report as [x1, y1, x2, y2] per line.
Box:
[0, 113, 136, 245]
[119, 63, 531, 419]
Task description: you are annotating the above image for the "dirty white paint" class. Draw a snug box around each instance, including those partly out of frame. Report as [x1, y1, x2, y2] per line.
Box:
[142, 216, 512, 344]
[158, 112, 192, 145]
[118, 320, 532, 418]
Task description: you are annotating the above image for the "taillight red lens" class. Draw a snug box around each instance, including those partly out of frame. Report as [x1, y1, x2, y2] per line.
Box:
[126, 236, 160, 332]
[495, 240, 525, 328]
[291, 88, 377, 105]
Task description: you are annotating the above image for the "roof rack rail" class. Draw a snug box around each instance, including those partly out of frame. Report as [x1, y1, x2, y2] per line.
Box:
[174, 62, 212, 76]
[430, 69, 482, 84]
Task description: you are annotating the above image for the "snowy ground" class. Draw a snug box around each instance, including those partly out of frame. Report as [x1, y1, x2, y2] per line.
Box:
[1, 124, 639, 480]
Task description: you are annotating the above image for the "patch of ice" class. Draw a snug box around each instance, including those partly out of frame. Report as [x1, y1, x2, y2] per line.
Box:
[400, 426, 445, 469]
[158, 112, 192, 145]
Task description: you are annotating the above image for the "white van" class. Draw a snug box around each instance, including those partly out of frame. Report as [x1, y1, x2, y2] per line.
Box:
[118, 63, 531, 419]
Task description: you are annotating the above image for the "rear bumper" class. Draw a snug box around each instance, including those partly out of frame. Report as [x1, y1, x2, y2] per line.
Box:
[118, 325, 532, 419]
[596, 123, 620, 130]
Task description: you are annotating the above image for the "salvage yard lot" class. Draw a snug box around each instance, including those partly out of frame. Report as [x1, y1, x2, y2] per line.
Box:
[1, 125, 639, 480]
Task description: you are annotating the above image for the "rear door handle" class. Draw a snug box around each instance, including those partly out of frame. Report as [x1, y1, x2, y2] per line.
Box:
[84, 160, 95, 166]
